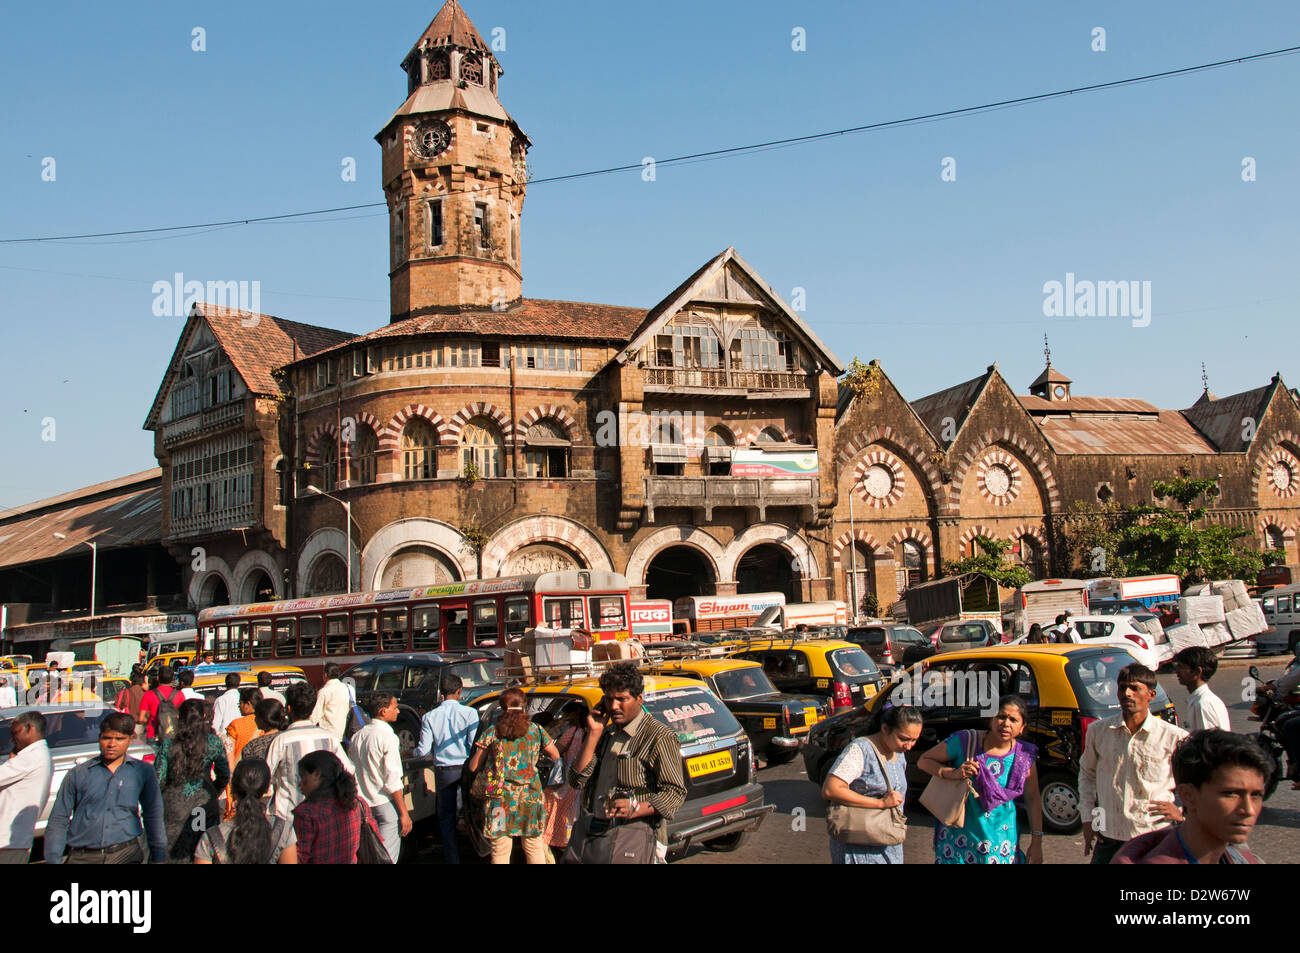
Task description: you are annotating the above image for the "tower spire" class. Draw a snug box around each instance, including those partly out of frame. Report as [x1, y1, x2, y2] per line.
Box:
[1043, 333, 1051, 368]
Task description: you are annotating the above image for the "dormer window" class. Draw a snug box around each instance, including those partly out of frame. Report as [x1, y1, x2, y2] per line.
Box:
[428, 50, 450, 81]
[460, 53, 483, 86]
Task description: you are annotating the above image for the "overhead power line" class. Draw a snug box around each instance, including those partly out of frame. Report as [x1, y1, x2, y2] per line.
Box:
[3, 43, 1297, 245]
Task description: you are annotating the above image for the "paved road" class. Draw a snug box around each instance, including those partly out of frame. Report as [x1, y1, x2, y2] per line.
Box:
[676, 657, 1298, 865]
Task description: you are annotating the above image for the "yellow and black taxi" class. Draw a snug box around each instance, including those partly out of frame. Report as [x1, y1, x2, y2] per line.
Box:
[469, 675, 774, 858]
[145, 651, 197, 678]
[188, 663, 308, 698]
[645, 657, 829, 766]
[801, 644, 1180, 834]
[724, 638, 884, 714]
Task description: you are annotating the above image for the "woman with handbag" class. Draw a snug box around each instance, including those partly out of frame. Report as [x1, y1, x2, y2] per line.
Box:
[467, 688, 562, 864]
[822, 705, 923, 863]
[917, 694, 1043, 864]
[542, 701, 587, 861]
[293, 750, 383, 864]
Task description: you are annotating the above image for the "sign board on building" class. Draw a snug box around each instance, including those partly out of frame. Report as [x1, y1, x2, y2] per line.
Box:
[730, 450, 818, 477]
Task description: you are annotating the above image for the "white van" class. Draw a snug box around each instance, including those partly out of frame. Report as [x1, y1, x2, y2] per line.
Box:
[1258, 584, 1300, 655]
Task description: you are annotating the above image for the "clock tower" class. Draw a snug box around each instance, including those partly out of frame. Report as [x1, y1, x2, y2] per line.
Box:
[377, 1, 531, 320]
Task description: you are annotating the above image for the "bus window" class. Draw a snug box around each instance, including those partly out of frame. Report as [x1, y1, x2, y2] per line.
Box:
[473, 600, 499, 645]
[445, 608, 470, 651]
[251, 621, 273, 660]
[274, 619, 296, 658]
[229, 623, 250, 662]
[589, 596, 626, 629]
[504, 597, 529, 639]
[381, 609, 408, 652]
[543, 597, 585, 629]
[325, 615, 350, 655]
[412, 606, 440, 651]
[299, 617, 322, 657]
[353, 611, 379, 655]
[211, 626, 228, 660]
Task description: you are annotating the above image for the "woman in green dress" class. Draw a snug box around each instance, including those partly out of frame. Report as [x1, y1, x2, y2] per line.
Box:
[468, 687, 561, 864]
[917, 694, 1044, 864]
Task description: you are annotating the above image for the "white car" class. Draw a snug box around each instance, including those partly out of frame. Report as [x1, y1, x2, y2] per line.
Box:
[1011, 615, 1163, 670]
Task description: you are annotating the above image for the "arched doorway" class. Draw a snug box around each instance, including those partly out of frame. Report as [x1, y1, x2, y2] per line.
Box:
[646, 546, 716, 601]
[379, 545, 461, 589]
[200, 575, 229, 608]
[736, 543, 799, 602]
[306, 554, 348, 596]
[243, 569, 276, 603]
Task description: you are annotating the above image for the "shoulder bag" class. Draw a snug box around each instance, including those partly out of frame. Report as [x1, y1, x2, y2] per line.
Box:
[825, 739, 908, 847]
[919, 729, 979, 828]
[355, 801, 392, 864]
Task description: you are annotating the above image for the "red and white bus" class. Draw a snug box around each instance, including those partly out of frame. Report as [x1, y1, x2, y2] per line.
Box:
[197, 570, 631, 683]
[630, 600, 674, 641]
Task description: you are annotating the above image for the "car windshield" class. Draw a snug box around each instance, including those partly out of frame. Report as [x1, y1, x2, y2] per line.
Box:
[449, 659, 502, 689]
[0, 708, 109, 755]
[644, 687, 742, 746]
[848, 627, 887, 645]
[829, 647, 879, 681]
[942, 623, 987, 643]
[711, 667, 778, 700]
[1066, 651, 1173, 716]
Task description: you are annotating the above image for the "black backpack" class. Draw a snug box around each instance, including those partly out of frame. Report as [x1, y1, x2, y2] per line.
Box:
[153, 685, 182, 742]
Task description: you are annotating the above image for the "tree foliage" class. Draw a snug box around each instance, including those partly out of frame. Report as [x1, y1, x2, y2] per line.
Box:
[942, 535, 1034, 589]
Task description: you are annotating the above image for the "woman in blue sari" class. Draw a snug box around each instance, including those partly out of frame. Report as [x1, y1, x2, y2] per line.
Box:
[917, 695, 1043, 864]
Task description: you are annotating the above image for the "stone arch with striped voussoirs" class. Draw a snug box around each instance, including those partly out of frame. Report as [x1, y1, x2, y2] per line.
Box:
[948, 429, 1059, 518]
[360, 518, 477, 591]
[447, 401, 515, 445]
[888, 526, 936, 576]
[831, 530, 891, 570]
[233, 549, 284, 603]
[480, 515, 615, 578]
[304, 422, 339, 465]
[957, 524, 998, 557]
[720, 524, 820, 582]
[188, 554, 235, 609]
[339, 411, 385, 455]
[744, 422, 797, 445]
[297, 527, 359, 596]
[382, 405, 448, 452]
[839, 426, 945, 508]
[853, 449, 906, 508]
[1253, 431, 1300, 501]
[624, 527, 726, 588]
[516, 404, 583, 444]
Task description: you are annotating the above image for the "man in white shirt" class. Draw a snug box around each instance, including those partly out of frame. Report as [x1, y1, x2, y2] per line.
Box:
[255, 671, 286, 707]
[0, 710, 54, 863]
[310, 663, 351, 742]
[0, 676, 17, 709]
[211, 672, 244, 738]
[266, 682, 354, 825]
[175, 668, 204, 704]
[1079, 662, 1189, 864]
[348, 692, 412, 863]
[1174, 647, 1232, 732]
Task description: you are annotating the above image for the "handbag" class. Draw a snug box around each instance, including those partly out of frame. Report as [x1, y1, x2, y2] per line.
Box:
[824, 739, 908, 847]
[469, 742, 503, 800]
[919, 730, 979, 828]
[356, 802, 392, 864]
[561, 812, 657, 864]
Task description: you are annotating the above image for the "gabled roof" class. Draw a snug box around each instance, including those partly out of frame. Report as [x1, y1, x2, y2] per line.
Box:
[294, 298, 649, 365]
[910, 368, 995, 448]
[144, 304, 352, 430]
[1181, 380, 1278, 452]
[615, 247, 845, 374]
[1029, 364, 1072, 389]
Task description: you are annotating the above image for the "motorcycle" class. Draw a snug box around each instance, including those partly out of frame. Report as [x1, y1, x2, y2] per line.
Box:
[1248, 662, 1299, 800]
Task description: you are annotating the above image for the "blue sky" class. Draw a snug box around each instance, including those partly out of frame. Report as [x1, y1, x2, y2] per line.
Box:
[2, 0, 1298, 509]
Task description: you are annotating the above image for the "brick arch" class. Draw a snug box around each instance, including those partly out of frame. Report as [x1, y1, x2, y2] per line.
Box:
[853, 450, 906, 508]
[745, 423, 796, 444]
[305, 423, 338, 464]
[949, 429, 1059, 517]
[448, 401, 514, 445]
[342, 411, 385, 449]
[958, 524, 998, 556]
[1259, 518, 1295, 542]
[839, 425, 945, 504]
[383, 405, 447, 452]
[702, 421, 741, 445]
[517, 404, 582, 443]
[481, 515, 615, 577]
[832, 530, 891, 565]
[888, 526, 935, 575]
[1010, 523, 1049, 550]
[1254, 432, 1300, 501]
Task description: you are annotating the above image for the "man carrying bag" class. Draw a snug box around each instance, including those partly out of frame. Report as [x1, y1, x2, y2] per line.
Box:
[564, 662, 687, 864]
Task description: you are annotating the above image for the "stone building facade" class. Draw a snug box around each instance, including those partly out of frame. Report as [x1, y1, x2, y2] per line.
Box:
[144, 2, 1300, 617]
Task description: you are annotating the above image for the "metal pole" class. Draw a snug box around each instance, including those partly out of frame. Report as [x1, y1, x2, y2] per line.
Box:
[345, 499, 353, 594]
[848, 489, 858, 622]
[89, 541, 97, 618]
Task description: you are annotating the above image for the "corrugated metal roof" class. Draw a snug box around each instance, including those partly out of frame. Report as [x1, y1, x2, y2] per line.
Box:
[1018, 395, 1160, 413]
[910, 372, 990, 447]
[0, 472, 164, 570]
[1182, 383, 1275, 452]
[1036, 411, 1217, 455]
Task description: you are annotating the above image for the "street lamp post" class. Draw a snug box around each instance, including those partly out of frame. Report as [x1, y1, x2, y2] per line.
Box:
[307, 486, 357, 594]
[52, 533, 97, 617]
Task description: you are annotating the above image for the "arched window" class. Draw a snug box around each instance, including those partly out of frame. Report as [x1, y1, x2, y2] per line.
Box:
[1012, 535, 1045, 579]
[402, 418, 438, 480]
[896, 540, 927, 595]
[427, 50, 450, 81]
[756, 426, 786, 444]
[318, 440, 337, 492]
[1266, 525, 1286, 552]
[523, 419, 569, 478]
[352, 426, 378, 485]
[461, 416, 505, 478]
[844, 543, 875, 618]
[704, 426, 734, 475]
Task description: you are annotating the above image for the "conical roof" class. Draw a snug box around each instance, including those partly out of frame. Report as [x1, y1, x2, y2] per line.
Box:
[404, 1, 491, 66]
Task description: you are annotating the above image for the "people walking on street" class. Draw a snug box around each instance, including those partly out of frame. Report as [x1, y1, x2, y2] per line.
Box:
[415, 672, 479, 864]
[293, 750, 380, 865]
[1050, 613, 1079, 644]
[467, 686, 560, 864]
[0, 711, 53, 864]
[256, 671, 286, 707]
[348, 692, 413, 863]
[918, 695, 1044, 864]
[1174, 647, 1231, 732]
[176, 668, 204, 704]
[211, 672, 243, 740]
[1026, 623, 1047, 644]
[137, 665, 184, 743]
[566, 662, 687, 864]
[265, 683, 353, 826]
[114, 672, 146, 729]
[224, 688, 262, 818]
[156, 698, 231, 863]
[44, 712, 166, 864]
[194, 759, 296, 865]
[240, 698, 288, 766]
[1080, 663, 1189, 864]
[823, 705, 923, 864]
[542, 700, 589, 860]
[311, 663, 350, 742]
[1113, 729, 1270, 864]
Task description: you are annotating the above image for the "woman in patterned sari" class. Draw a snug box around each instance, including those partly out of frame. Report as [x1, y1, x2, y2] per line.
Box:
[917, 694, 1043, 864]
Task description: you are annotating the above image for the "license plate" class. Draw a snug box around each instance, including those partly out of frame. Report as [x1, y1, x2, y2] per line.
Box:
[686, 749, 734, 778]
[861, 683, 877, 699]
[762, 717, 777, 729]
[803, 706, 822, 725]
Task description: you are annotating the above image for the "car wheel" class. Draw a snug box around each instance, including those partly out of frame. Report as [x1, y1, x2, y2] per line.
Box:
[1039, 770, 1082, 833]
[394, 718, 419, 759]
[703, 830, 748, 852]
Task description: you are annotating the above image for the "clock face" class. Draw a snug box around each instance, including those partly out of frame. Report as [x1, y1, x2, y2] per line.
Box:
[410, 119, 451, 160]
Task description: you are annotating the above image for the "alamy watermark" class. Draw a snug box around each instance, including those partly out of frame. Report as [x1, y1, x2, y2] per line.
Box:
[888, 668, 1001, 717]
[1042, 272, 1151, 328]
[593, 404, 707, 447]
[152, 272, 261, 323]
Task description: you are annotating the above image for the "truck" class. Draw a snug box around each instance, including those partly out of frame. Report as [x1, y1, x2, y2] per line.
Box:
[752, 601, 850, 632]
[630, 600, 674, 641]
[904, 573, 1004, 635]
[1013, 578, 1091, 639]
[673, 593, 786, 633]
[1086, 575, 1181, 608]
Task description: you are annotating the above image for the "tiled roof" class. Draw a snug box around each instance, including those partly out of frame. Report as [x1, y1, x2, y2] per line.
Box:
[0, 470, 163, 570]
[910, 371, 991, 447]
[1018, 395, 1159, 414]
[404, 1, 492, 62]
[298, 298, 649, 363]
[1034, 411, 1217, 455]
[199, 305, 354, 395]
[1182, 382, 1275, 452]
[1028, 365, 1072, 389]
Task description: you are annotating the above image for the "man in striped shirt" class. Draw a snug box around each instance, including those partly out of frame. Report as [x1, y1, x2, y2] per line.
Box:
[569, 662, 686, 859]
[266, 682, 354, 826]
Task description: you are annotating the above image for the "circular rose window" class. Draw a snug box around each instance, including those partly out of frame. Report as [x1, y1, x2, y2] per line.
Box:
[984, 464, 1012, 497]
[862, 464, 894, 499]
[1273, 461, 1293, 492]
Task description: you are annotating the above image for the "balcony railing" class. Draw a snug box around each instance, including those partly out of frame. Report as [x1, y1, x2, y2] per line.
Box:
[642, 474, 818, 522]
[160, 402, 246, 446]
[165, 503, 258, 540]
[642, 366, 812, 392]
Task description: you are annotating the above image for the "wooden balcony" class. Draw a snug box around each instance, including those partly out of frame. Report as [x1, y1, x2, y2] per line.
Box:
[642, 366, 812, 397]
[160, 402, 246, 447]
[642, 474, 818, 523]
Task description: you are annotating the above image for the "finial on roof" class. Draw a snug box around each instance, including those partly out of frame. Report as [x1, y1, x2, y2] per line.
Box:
[1043, 334, 1051, 368]
[1201, 361, 1209, 393]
